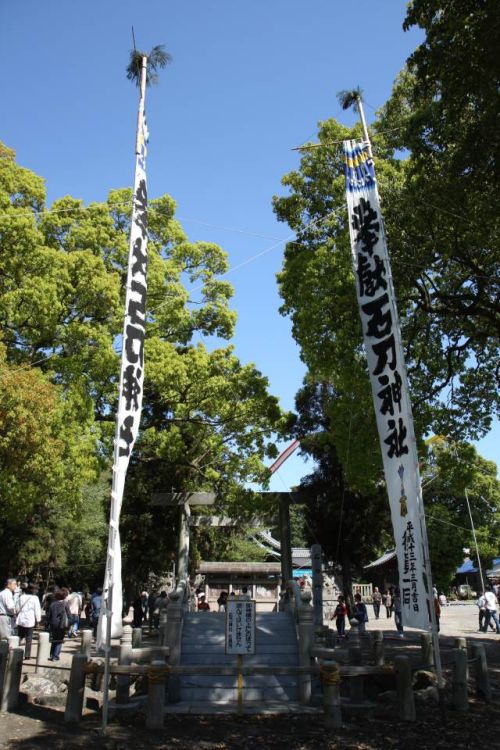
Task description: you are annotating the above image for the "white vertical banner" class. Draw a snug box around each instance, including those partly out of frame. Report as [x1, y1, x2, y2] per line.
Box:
[343, 139, 430, 630]
[97, 111, 149, 646]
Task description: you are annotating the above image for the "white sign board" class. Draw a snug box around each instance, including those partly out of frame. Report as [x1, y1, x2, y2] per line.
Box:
[225, 599, 256, 655]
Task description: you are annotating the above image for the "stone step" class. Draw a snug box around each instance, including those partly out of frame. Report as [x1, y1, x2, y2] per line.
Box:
[181, 652, 298, 667]
[179, 685, 299, 702]
[164, 701, 320, 715]
[180, 675, 298, 689]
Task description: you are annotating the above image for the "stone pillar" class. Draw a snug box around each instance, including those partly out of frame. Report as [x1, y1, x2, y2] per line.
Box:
[146, 660, 166, 729]
[158, 609, 168, 646]
[177, 502, 191, 582]
[297, 592, 314, 705]
[64, 653, 88, 723]
[35, 631, 50, 673]
[121, 624, 133, 646]
[420, 632, 434, 668]
[372, 630, 384, 667]
[395, 655, 416, 721]
[0, 640, 8, 702]
[278, 496, 292, 585]
[311, 544, 324, 628]
[80, 629, 92, 657]
[0, 647, 23, 712]
[471, 642, 491, 701]
[452, 648, 469, 711]
[321, 659, 342, 728]
[132, 628, 142, 649]
[166, 592, 182, 702]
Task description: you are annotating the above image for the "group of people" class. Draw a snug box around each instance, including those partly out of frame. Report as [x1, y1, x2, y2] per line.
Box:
[330, 586, 441, 640]
[0, 578, 104, 661]
[130, 590, 172, 630]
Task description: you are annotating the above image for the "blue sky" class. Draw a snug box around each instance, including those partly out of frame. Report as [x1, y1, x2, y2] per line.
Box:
[1, 1, 498, 487]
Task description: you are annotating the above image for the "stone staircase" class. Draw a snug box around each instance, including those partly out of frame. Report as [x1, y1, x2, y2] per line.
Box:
[178, 611, 299, 706]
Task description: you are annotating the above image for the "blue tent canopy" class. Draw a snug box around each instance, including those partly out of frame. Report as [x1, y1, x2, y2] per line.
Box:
[456, 559, 478, 574]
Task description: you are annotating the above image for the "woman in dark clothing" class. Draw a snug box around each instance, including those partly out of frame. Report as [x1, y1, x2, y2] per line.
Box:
[48, 588, 69, 661]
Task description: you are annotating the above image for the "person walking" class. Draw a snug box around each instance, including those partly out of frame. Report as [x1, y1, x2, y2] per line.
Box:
[0, 578, 17, 641]
[90, 588, 103, 637]
[393, 589, 404, 637]
[372, 587, 382, 619]
[16, 584, 42, 659]
[48, 589, 70, 661]
[476, 591, 495, 632]
[482, 587, 500, 634]
[66, 588, 82, 637]
[217, 591, 228, 613]
[385, 590, 393, 618]
[353, 593, 369, 634]
[331, 595, 348, 640]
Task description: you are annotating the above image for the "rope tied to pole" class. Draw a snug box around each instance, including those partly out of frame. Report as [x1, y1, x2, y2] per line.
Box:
[320, 664, 341, 686]
[147, 665, 171, 684]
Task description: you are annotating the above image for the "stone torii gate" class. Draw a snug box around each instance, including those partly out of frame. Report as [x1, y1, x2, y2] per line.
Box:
[151, 492, 216, 581]
[151, 489, 311, 586]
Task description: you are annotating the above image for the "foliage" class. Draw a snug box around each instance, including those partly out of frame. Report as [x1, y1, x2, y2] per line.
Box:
[0, 343, 100, 577]
[273, 2, 499, 491]
[126, 45, 172, 87]
[0, 143, 288, 583]
[290, 381, 391, 602]
[422, 437, 500, 589]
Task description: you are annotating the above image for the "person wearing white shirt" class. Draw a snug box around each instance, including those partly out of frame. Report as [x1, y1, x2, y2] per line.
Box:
[0, 578, 17, 640]
[482, 588, 500, 634]
[16, 584, 42, 659]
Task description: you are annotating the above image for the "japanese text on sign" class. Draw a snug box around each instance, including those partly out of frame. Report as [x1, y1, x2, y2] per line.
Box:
[226, 599, 255, 655]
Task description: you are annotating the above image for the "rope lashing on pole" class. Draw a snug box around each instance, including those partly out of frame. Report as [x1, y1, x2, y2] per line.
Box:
[320, 663, 341, 686]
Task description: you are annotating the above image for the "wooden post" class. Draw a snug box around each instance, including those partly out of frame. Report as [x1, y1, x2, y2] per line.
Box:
[146, 660, 166, 729]
[471, 642, 491, 701]
[321, 659, 342, 728]
[454, 637, 467, 651]
[372, 630, 384, 666]
[35, 631, 50, 673]
[348, 639, 364, 704]
[64, 653, 88, 723]
[395, 655, 416, 721]
[0, 647, 23, 712]
[116, 645, 132, 705]
[8, 636, 19, 650]
[452, 648, 469, 711]
[80, 629, 92, 657]
[420, 632, 434, 668]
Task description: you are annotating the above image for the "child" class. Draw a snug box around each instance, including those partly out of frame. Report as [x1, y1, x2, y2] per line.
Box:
[331, 595, 348, 640]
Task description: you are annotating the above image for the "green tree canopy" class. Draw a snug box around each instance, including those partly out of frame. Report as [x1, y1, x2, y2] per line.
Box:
[0, 143, 288, 583]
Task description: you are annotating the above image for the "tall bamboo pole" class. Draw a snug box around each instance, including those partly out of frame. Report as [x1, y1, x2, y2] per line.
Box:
[100, 54, 148, 737]
[353, 93, 445, 702]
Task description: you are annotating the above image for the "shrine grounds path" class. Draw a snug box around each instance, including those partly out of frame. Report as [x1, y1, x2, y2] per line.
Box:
[1, 602, 499, 750]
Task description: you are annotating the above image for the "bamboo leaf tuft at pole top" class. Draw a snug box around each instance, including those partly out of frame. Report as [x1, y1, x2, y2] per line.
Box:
[126, 44, 172, 87]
